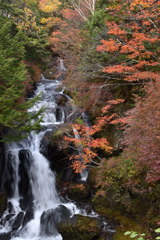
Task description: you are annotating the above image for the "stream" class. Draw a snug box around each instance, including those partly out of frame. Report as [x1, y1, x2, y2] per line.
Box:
[0, 61, 116, 240]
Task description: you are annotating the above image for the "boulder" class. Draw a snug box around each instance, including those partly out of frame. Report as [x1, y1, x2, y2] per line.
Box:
[40, 205, 71, 236]
[8, 201, 14, 214]
[12, 212, 24, 230]
[5, 213, 15, 222]
[43, 67, 57, 79]
[0, 232, 11, 240]
[40, 130, 53, 156]
[40, 130, 70, 180]
[23, 206, 34, 227]
[55, 108, 64, 122]
[55, 94, 68, 106]
[67, 183, 90, 201]
[57, 214, 101, 240]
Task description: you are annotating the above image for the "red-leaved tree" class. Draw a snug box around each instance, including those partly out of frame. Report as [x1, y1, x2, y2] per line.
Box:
[64, 99, 125, 173]
[96, 0, 159, 83]
[123, 79, 160, 183]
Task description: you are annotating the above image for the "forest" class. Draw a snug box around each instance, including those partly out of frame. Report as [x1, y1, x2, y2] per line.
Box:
[0, 0, 160, 240]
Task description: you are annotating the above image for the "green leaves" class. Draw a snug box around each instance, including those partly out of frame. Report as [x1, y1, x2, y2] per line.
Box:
[155, 228, 160, 240]
[0, 0, 52, 141]
[0, 17, 41, 141]
[124, 228, 160, 240]
[124, 231, 146, 240]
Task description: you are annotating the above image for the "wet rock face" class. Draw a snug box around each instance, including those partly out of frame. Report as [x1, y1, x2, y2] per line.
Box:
[12, 212, 24, 230]
[40, 130, 69, 178]
[55, 108, 63, 122]
[8, 201, 14, 214]
[18, 149, 34, 210]
[40, 130, 53, 156]
[57, 214, 101, 240]
[22, 206, 34, 227]
[0, 143, 6, 192]
[0, 232, 11, 240]
[5, 152, 16, 198]
[40, 205, 71, 236]
[0, 193, 7, 217]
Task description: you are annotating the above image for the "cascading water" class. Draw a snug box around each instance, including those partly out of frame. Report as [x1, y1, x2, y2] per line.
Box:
[0, 59, 116, 240]
[0, 66, 80, 240]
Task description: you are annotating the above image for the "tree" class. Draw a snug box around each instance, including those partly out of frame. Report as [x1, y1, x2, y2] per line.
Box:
[95, 0, 160, 183]
[68, 0, 97, 21]
[64, 99, 124, 172]
[39, 0, 61, 13]
[96, 0, 159, 83]
[123, 78, 160, 183]
[0, 0, 50, 141]
[0, 18, 42, 141]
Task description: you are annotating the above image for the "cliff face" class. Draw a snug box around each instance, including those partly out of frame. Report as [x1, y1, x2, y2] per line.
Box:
[0, 142, 6, 192]
[0, 142, 7, 217]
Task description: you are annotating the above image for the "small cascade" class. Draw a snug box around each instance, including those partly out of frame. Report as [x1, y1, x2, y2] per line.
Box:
[58, 58, 66, 72]
[80, 112, 92, 181]
[0, 70, 80, 240]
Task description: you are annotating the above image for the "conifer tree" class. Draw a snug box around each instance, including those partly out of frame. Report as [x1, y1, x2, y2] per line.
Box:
[0, 3, 46, 141]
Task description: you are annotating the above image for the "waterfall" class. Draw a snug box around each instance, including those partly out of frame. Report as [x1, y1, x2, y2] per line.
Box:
[0, 72, 80, 240]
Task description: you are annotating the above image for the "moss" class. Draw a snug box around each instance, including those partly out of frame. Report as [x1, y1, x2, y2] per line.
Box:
[113, 217, 150, 240]
[92, 194, 151, 240]
[74, 117, 84, 125]
[67, 183, 90, 201]
[58, 214, 101, 240]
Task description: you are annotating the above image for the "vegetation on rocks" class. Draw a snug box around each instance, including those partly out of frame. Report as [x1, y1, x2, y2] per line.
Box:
[57, 214, 101, 240]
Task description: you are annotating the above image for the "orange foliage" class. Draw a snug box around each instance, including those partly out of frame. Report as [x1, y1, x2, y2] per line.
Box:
[96, 0, 160, 82]
[64, 99, 125, 172]
[49, 8, 85, 54]
[96, 39, 120, 52]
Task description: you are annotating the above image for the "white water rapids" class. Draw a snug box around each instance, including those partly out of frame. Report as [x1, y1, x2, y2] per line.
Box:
[0, 72, 82, 240]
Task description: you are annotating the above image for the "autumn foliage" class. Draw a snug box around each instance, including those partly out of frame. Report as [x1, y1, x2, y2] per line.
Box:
[64, 99, 125, 173]
[42, 0, 160, 185]
[39, 0, 61, 13]
[123, 79, 160, 183]
[94, 0, 160, 184]
[96, 0, 160, 83]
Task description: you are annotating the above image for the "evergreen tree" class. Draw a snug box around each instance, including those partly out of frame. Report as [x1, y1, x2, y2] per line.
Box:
[0, 0, 50, 142]
[0, 18, 43, 141]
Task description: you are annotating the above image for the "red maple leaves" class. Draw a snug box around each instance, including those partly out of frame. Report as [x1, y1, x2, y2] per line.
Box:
[64, 99, 125, 173]
[96, 0, 160, 83]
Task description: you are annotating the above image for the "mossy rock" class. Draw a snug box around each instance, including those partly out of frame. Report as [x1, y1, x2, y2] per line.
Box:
[55, 94, 68, 106]
[92, 194, 150, 240]
[0, 192, 7, 217]
[92, 194, 111, 215]
[43, 67, 57, 79]
[67, 183, 90, 201]
[57, 214, 101, 240]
